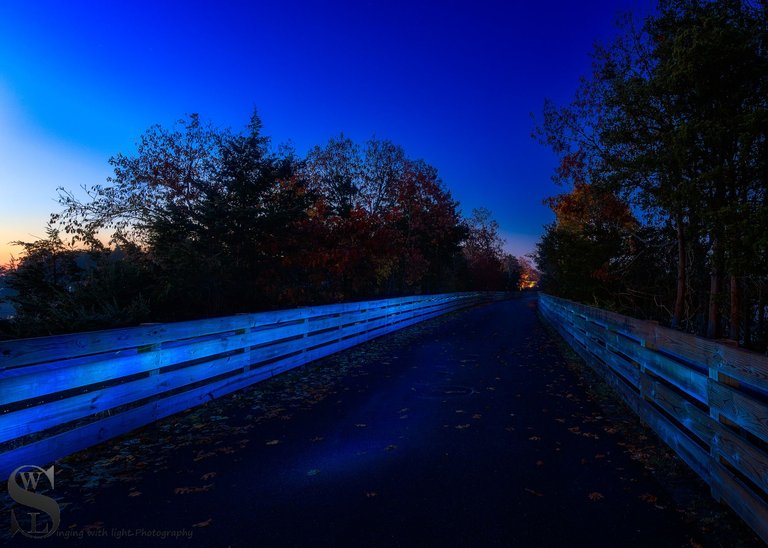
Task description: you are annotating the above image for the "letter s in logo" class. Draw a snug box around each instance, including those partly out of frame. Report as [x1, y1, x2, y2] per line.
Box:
[8, 465, 60, 538]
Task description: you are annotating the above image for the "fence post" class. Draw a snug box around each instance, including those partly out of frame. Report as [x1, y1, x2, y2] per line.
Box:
[637, 321, 658, 402]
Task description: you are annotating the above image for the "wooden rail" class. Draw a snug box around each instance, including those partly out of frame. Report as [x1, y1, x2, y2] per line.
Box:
[0, 292, 504, 477]
[539, 293, 768, 542]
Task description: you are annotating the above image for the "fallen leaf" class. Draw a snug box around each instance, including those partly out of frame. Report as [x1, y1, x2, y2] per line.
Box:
[174, 484, 213, 495]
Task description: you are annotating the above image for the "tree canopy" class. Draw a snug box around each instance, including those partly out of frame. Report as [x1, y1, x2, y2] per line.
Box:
[1, 112, 525, 338]
[536, 0, 768, 350]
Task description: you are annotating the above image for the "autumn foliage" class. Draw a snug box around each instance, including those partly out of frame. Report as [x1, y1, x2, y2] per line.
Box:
[536, 0, 768, 351]
[0, 114, 520, 337]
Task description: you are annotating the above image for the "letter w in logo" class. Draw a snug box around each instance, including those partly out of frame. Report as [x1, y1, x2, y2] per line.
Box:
[18, 470, 45, 491]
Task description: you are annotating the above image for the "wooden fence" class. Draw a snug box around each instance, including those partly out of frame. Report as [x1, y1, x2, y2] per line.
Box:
[539, 293, 768, 542]
[0, 292, 503, 478]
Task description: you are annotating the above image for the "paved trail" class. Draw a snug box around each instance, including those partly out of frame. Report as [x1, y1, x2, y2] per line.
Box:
[11, 294, 711, 546]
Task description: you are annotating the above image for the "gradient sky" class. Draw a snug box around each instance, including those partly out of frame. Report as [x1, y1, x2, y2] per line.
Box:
[0, 0, 657, 267]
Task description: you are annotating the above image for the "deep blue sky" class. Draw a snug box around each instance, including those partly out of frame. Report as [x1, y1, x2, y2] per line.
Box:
[0, 0, 657, 264]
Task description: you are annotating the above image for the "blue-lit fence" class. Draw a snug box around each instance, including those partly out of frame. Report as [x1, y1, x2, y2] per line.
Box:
[0, 292, 504, 477]
[539, 293, 768, 543]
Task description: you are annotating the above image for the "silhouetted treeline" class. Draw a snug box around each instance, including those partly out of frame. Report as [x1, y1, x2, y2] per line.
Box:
[1, 113, 524, 338]
[535, 0, 768, 352]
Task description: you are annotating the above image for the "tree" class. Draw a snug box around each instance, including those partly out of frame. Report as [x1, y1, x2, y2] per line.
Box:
[7, 110, 502, 337]
[3, 225, 151, 336]
[57, 113, 224, 248]
[360, 138, 407, 216]
[146, 112, 311, 317]
[388, 160, 464, 292]
[536, 183, 637, 304]
[537, 0, 768, 345]
[297, 142, 464, 299]
[303, 135, 361, 218]
[633, 0, 768, 337]
[502, 254, 523, 291]
[463, 207, 506, 290]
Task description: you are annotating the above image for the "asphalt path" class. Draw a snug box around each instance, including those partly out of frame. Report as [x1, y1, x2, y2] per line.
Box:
[5, 293, 717, 546]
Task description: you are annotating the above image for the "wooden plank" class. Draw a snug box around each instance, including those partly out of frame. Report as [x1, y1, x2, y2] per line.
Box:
[0, 312, 299, 370]
[710, 462, 768, 544]
[1, 329, 263, 405]
[0, 361, 282, 478]
[712, 425, 768, 497]
[0, 293, 464, 369]
[650, 327, 720, 370]
[0, 351, 251, 444]
[635, 399, 712, 484]
[0, 292, 488, 472]
[540, 296, 711, 482]
[540, 292, 768, 543]
[640, 374, 717, 447]
[545, 294, 768, 392]
[0, 295, 475, 404]
[0, 295, 477, 438]
[715, 346, 768, 393]
[640, 321, 768, 393]
[708, 381, 768, 444]
[544, 295, 708, 403]
[636, 350, 708, 404]
[557, 311, 641, 387]
[548, 299, 702, 396]
[583, 333, 641, 388]
[542, 295, 648, 344]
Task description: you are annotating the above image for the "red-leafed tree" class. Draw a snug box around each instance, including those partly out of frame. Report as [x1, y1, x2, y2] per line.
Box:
[536, 183, 638, 305]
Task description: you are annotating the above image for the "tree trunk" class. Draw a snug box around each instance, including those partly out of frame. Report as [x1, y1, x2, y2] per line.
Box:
[707, 239, 721, 339]
[759, 283, 766, 352]
[742, 280, 751, 349]
[729, 275, 740, 343]
[672, 214, 686, 329]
